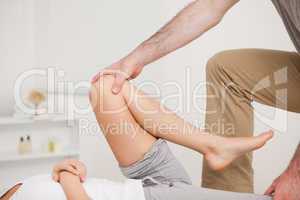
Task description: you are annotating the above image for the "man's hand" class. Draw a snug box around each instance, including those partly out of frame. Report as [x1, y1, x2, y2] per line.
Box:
[52, 159, 87, 183]
[265, 165, 300, 200]
[91, 59, 144, 94]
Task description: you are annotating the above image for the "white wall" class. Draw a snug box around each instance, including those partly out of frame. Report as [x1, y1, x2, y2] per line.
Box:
[0, 0, 37, 115]
[1, 0, 300, 194]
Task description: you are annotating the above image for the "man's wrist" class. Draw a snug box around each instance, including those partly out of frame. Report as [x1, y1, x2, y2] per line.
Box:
[287, 144, 300, 173]
[287, 157, 300, 175]
[122, 52, 144, 68]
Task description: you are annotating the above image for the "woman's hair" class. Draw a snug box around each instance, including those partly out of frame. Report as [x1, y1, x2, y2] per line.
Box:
[0, 184, 22, 200]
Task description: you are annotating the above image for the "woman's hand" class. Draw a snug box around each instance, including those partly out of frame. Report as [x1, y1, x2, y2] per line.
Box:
[52, 159, 87, 183]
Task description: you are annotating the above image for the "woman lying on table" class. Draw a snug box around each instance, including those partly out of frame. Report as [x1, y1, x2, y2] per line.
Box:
[1, 75, 273, 200]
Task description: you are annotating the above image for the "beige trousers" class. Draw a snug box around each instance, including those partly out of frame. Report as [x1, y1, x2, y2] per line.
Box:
[202, 49, 300, 193]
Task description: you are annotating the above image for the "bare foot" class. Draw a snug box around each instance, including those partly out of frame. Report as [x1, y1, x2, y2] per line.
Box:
[204, 130, 274, 171]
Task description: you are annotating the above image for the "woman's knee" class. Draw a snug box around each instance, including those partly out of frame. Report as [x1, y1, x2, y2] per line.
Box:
[89, 75, 115, 107]
[89, 75, 131, 108]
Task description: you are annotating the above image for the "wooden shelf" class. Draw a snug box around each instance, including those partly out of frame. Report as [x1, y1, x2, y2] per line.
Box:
[0, 115, 80, 187]
[0, 151, 79, 162]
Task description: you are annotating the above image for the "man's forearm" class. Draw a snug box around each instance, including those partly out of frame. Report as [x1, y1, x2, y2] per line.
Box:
[60, 171, 90, 200]
[122, 0, 239, 67]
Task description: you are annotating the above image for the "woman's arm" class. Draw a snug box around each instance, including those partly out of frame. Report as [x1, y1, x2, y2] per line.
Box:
[52, 159, 89, 200]
[0, 184, 22, 200]
[59, 171, 90, 200]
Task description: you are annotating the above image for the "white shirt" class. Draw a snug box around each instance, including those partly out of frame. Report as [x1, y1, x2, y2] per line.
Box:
[5, 175, 145, 200]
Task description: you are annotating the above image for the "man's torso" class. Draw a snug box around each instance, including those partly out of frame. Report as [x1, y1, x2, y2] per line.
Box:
[272, 0, 300, 52]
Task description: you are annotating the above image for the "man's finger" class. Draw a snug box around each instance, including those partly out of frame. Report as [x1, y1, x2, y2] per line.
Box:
[91, 67, 116, 83]
[264, 184, 276, 196]
[91, 71, 108, 83]
[91, 72, 101, 83]
[112, 73, 126, 94]
[99, 69, 115, 77]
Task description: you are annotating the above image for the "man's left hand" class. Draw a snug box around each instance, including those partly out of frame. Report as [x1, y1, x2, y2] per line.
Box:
[91, 59, 144, 94]
[265, 165, 300, 200]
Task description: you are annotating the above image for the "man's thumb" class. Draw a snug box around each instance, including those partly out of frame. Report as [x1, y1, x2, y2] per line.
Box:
[264, 184, 275, 196]
[112, 73, 126, 94]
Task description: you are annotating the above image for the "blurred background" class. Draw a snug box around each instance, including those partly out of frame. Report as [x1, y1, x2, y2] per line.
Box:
[0, 0, 299, 194]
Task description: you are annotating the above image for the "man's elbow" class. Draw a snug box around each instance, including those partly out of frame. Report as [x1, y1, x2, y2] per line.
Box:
[198, 0, 238, 27]
[202, 9, 223, 30]
[209, 12, 223, 27]
[209, 3, 230, 26]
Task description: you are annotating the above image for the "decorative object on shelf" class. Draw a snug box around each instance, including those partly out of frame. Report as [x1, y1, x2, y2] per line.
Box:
[18, 135, 33, 155]
[25, 135, 32, 154]
[18, 136, 26, 155]
[18, 135, 32, 155]
[47, 137, 61, 154]
[27, 90, 46, 116]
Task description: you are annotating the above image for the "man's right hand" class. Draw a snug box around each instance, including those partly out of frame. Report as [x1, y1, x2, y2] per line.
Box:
[91, 59, 144, 94]
[264, 150, 300, 200]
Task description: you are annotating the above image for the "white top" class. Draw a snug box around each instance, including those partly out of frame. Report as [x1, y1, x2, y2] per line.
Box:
[3, 175, 145, 200]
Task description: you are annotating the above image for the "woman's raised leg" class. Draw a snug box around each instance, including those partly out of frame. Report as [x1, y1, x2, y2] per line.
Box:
[90, 75, 273, 170]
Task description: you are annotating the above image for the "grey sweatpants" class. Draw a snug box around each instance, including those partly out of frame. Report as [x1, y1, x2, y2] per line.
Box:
[121, 139, 272, 200]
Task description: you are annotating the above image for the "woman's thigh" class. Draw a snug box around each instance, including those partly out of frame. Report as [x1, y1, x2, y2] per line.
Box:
[90, 75, 157, 167]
